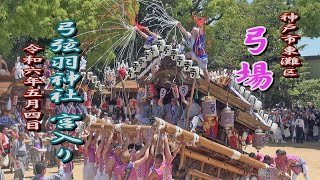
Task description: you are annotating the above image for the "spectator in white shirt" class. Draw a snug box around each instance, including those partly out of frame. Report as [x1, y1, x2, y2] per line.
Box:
[295, 116, 305, 143]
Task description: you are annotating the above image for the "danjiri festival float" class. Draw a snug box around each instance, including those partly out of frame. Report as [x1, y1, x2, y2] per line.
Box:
[0, 0, 316, 180]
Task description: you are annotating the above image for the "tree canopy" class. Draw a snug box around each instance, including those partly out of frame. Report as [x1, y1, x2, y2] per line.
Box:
[289, 79, 320, 109]
[0, 0, 139, 68]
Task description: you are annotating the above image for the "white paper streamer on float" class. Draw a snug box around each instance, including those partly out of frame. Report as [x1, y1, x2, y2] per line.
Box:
[270, 123, 278, 132]
[140, 0, 178, 32]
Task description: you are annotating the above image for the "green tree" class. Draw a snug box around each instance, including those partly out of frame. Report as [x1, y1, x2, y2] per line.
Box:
[289, 79, 320, 108]
[294, 0, 320, 38]
[0, 0, 139, 68]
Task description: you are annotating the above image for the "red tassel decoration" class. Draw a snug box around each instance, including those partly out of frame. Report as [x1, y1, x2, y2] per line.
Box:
[118, 68, 127, 79]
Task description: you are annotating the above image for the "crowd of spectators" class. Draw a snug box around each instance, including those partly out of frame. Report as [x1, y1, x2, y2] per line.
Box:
[268, 102, 319, 144]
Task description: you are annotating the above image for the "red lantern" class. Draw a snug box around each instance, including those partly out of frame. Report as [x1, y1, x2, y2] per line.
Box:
[118, 68, 127, 79]
[171, 85, 179, 99]
[146, 84, 155, 98]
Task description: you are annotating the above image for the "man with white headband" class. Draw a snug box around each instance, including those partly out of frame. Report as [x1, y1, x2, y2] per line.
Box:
[177, 20, 210, 83]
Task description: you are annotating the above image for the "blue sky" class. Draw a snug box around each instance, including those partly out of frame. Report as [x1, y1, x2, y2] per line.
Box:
[246, 0, 320, 56]
[298, 38, 320, 56]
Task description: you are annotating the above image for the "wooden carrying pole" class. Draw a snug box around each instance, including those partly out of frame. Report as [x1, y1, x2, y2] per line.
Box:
[184, 149, 245, 175]
[179, 76, 197, 170]
[89, 123, 151, 134]
[153, 118, 267, 169]
[88, 118, 267, 169]
[187, 169, 222, 180]
[185, 76, 197, 130]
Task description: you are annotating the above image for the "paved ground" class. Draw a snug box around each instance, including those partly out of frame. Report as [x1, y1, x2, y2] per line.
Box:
[3, 142, 320, 179]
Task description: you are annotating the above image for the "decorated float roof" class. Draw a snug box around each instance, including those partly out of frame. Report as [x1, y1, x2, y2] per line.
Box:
[136, 57, 271, 131]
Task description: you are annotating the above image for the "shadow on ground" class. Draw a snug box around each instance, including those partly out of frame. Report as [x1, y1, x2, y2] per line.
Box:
[265, 141, 320, 150]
